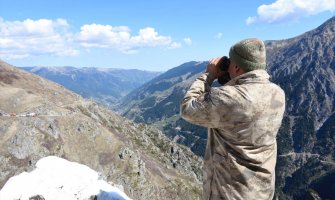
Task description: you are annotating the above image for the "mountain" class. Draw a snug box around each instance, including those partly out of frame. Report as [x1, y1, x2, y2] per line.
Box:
[117, 16, 335, 199]
[21, 66, 161, 105]
[0, 156, 131, 199]
[0, 61, 203, 200]
[266, 16, 335, 200]
[116, 61, 209, 156]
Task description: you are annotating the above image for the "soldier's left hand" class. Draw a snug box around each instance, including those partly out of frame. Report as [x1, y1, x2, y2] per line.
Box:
[206, 57, 224, 79]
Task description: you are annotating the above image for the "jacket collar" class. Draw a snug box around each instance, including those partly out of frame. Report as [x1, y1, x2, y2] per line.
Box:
[225, 70, 270, 86]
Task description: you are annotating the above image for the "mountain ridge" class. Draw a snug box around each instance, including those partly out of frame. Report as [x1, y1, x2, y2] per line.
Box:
[21, 66, 162, 106]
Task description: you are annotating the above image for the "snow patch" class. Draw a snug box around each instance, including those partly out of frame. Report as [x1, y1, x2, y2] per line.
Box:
[0, 156, 131, 200]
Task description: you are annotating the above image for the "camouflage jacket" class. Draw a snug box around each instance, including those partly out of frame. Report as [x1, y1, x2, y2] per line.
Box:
[180, 70, 285, 200]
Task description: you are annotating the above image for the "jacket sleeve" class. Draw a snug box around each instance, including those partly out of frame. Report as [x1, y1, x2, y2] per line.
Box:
[180, 72, 222, 128]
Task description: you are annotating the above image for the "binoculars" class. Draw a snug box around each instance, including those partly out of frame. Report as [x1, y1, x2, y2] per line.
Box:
[217, 56, 231, 85]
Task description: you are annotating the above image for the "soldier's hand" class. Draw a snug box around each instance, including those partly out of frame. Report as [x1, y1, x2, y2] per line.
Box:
[206, 57, 224, 79]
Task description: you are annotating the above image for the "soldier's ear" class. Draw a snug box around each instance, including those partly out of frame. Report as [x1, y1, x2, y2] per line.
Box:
[235, 65, 246, 74]
[235, 65, 240, 72]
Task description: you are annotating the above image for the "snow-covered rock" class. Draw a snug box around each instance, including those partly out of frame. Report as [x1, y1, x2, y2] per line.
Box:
[0, 156, 131, 200]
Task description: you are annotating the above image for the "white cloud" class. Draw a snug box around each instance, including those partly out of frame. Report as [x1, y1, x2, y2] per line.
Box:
[215, 33, 223, 39]
[0, 18, 78, 60]
[0, 18, 180, 60]
[246, 0, 335, 25]
[168, 42, 182, 49]
[76, 24, 173, 52]
[76, 24, 130, 49]
[183, 37, 192, 45]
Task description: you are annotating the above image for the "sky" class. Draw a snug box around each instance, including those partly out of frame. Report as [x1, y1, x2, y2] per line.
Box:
[0, 0, 334, 71]
[0, 156, 131, 200]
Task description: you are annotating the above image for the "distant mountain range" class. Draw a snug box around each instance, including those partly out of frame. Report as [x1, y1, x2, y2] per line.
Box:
[21, 66, 162, 105]
[0, 61, 202, 200]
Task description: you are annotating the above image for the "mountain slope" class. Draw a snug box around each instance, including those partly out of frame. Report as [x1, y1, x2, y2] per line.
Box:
[0, 61, 202, 200]
[116, 61, 208, 156]
[267, 17, 335, 128]
[266, 16, 335, 200]
[21, 66, 161, 105]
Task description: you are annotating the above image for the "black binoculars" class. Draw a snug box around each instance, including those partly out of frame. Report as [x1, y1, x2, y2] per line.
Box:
[217, 56, 231, 85]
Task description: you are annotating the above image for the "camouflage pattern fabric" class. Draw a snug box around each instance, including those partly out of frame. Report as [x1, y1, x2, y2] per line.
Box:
[180, 70, 285, 200]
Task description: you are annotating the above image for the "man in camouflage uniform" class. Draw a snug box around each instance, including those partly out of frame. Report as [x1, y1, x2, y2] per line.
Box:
[180, 38, 285, 200]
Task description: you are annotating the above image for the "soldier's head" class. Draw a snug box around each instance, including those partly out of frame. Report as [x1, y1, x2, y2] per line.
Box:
[228, 38, 266, 78]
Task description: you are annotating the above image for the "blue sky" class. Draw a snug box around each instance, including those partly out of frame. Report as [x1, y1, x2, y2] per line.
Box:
[0, 0, 334, 71]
